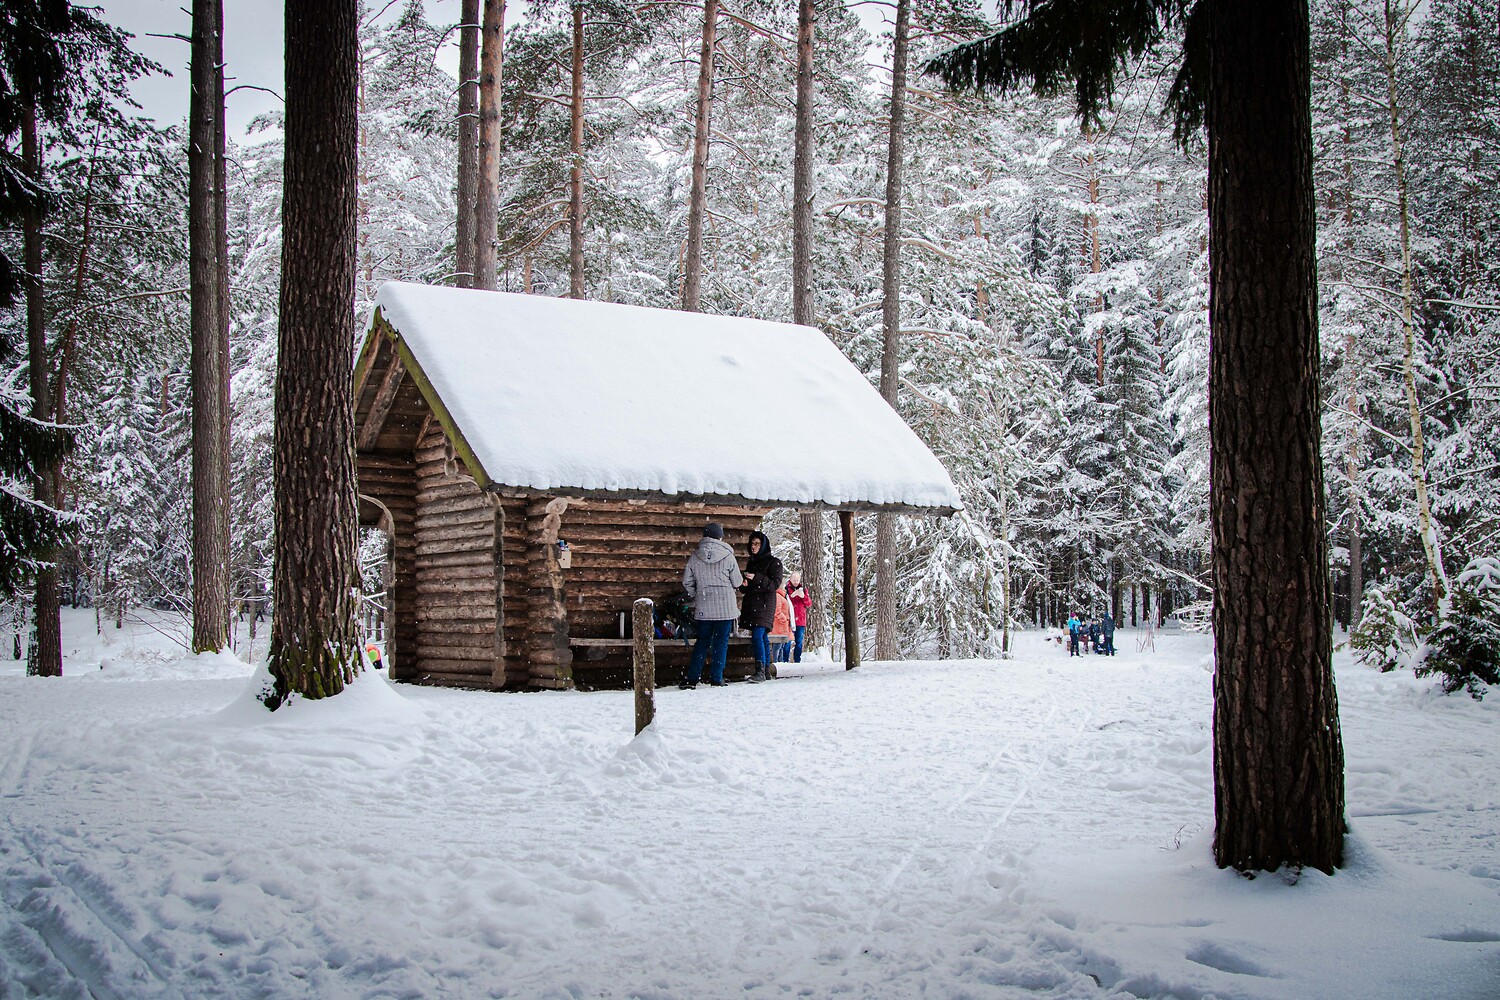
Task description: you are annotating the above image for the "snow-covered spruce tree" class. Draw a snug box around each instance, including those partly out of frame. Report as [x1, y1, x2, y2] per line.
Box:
[1408, 0, 1500, 581]
[930, 0, 1346, 874]
[1416, 558, 1500, 699]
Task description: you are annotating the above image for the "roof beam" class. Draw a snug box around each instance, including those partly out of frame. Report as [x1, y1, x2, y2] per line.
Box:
[356, 355, 407, 451]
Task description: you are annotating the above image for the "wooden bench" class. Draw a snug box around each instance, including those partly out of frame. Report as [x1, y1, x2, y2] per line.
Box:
[570, 635, 791, 648]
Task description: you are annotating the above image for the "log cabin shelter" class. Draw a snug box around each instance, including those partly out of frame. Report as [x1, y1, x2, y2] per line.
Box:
[354, 281, 962, 691]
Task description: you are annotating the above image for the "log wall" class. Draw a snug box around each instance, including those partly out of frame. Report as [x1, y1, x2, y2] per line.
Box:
[366, 413, 772, 690]
[556, 499, 769, 689]
[410, 423, 531, 688]
[356, 453, 417, 678]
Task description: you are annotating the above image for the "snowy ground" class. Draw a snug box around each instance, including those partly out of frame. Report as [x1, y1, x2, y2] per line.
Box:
[0, 611, 1496, 999]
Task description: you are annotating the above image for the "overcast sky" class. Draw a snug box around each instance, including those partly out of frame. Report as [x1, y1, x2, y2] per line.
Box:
[95, 0, 467, 142]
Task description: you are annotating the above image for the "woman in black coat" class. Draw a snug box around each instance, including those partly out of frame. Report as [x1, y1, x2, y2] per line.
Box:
[739, 530, 783, 682]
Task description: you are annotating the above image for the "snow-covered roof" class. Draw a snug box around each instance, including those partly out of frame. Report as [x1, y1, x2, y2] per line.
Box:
[363, 281, 961, 514]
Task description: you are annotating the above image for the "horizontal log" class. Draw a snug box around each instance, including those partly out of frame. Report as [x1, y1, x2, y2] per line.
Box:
[415, 482, 485, 505]
[411, 549, 494, 569]
[413, 534, 492, 553]
[415, 608, 498, 624]
[357, 452, 416, 472]
[567, 500, 762, 518]
[409, 670, 495, 688]
[416, 593, 498, 610]
[414, 520, 494, 543]
[420, 494, 504, 519]
[416, 640, 498, 657]
[356, 481, 417, 502]
[561, 510, 766, 530]
[411, 620, 519, 636]
[415, 657, 491, 674]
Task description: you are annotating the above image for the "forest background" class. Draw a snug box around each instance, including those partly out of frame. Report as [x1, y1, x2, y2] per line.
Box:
[3, 0, 1497, 665]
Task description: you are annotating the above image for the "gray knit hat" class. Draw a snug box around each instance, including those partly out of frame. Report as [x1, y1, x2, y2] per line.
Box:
[702, 522, 724, 539]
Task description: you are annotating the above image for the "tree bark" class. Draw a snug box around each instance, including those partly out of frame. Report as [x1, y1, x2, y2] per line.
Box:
[473, 0, 505, 291]
[681, 0, 718, 311]
[569, 3, 585, 298]
[791, 0, 826, 653]
[632, 598, 654, 734]
[1207, 0, 1345, 873]
[455, 0, 480, 287]
[874, 0, 910, 661]
[190, 0, 232, 654]
[21, 104, 60, 678]
[270, 0, 362, 704]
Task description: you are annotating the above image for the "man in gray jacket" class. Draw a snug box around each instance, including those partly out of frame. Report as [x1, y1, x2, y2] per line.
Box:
[680, 522, 743, 687]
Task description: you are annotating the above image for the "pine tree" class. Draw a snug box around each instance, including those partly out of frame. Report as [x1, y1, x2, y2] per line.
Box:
[929, 0, 1346, 874]
[267, 0, 362, 705]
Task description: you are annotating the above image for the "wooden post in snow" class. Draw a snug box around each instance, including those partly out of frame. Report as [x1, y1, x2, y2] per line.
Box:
[840, 510, 859, 670]
[633, 598, 655, 734]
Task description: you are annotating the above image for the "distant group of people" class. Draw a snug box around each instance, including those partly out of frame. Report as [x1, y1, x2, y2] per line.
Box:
[1066, 613, 1116, 656]
[678, 522, 810, 688]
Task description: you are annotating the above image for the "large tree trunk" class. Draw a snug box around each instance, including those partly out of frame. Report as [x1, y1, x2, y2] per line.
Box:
[472, 0, 504, 291]
[681, 0, 718, 311]
[569, 3, 585, 298]
[874, 0, 910, 662]
[455, 0, 480, 288]
[269, 0, 362, 704]
[791, 0, 826, 653]
[21, 105, 60, 678]
[190, 0, 232, 654]
[1207, 0, 1345, 873]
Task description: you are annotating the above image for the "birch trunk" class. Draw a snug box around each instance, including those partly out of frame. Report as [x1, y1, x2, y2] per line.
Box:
[1383, 0, 1449, 618]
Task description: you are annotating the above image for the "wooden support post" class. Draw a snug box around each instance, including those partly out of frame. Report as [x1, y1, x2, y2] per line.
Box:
[633, 597, 655, 735]
[840, 510, 859, 670]
[491, 496, 506, 689]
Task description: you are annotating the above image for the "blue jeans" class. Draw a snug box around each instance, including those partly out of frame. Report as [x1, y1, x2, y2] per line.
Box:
[775, 641, 790, 663]
[792, 625, 804, 662]
[750, 626, 771, 666]
[688, 619, 733, 684]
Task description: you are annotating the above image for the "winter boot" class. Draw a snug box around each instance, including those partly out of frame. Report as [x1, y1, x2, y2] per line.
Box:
[747, 666, 766, 683]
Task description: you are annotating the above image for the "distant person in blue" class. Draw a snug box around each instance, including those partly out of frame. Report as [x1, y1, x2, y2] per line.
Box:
[679, 522, 743, 688]
[1089, 617, 1104, 654]
[1102, 611, 1117, 656]
[1067, 614, 1081, 656]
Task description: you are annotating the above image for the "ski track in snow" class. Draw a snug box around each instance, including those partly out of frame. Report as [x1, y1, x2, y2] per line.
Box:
[0, 615, 1495, 998]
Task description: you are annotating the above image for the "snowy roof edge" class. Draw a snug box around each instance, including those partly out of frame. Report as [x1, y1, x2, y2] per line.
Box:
[357, 286, 962, 516]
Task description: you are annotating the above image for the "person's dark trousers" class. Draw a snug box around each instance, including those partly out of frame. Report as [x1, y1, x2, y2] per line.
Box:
[1068, 633, 1078, 656]
[792, 625, 805, 662]
[750, 626, 771, 666]
[688, 619, 734, 685]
